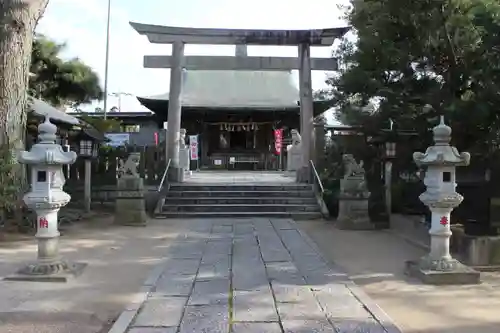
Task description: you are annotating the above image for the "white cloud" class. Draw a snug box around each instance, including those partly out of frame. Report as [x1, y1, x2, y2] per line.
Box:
[37, 0, 350, 112]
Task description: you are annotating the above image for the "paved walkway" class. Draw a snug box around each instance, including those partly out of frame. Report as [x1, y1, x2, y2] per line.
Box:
[110, 218, 399, 333]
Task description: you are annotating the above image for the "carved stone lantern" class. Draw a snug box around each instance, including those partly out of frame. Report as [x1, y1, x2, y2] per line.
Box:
[5, 117, 86, 282]
[406, 116, 480, 284]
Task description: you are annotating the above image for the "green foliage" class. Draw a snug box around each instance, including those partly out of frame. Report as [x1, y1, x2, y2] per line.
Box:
[29, 34, 103, 108]
[77, 114, 122, 133]
[328, 0, 500, 155]
[0, 146, 22, 214]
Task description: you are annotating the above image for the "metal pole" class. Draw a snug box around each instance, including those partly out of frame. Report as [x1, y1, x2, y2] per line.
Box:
[103, 0, 112, 120]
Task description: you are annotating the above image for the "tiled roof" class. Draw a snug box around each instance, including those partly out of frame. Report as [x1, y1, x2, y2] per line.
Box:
[140, 69, 300, 109]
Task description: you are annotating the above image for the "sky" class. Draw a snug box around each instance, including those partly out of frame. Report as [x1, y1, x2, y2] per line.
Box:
[36, 0, 350, 116]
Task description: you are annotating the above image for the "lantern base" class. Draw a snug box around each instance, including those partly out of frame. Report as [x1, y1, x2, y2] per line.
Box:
[405, 259, 480, 285]
[4, 260, 87, 283]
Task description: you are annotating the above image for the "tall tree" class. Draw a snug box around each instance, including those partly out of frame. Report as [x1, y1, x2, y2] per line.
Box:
[328, 0, 500, 154]
[29, 35, 103, 108]
[0, 1, 50, 228]
[0, 1, 49, 148]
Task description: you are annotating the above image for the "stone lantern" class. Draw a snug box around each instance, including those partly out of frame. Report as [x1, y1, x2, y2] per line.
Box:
[75, 131, 100, 212]
[406, 116, 480, 284]
[5, 117, 86, 282]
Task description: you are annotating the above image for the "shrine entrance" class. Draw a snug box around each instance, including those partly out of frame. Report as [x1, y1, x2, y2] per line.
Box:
[131, 23, 348, 182]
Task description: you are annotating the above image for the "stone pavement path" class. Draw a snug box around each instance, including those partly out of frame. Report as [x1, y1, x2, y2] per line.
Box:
[112, 218, 397, 333]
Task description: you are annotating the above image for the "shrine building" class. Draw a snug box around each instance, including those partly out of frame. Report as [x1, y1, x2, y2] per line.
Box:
[137, 45, 330, 170]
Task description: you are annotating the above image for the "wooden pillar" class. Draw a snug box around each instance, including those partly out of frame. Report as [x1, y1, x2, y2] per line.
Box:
[201, 123, 209, 168]
[84, 159, 91, 212]
[297, 43, 313, 183]
[166, 41, 185, 182]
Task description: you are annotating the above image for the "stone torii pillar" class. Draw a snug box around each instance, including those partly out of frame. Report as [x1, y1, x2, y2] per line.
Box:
[167, 41, 185, 182]
[297, 43, 313, 183]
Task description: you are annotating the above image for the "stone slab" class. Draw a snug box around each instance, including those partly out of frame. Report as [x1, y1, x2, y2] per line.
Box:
[232, 322, 282, 333]
[270, 218, 295, 230]
[405, 260, 481, 285]
[276, 301, 325, 321]
[153, 275, 194, 296]
[128, 328, 177, 333]
[331, 318, 387, 333]
[265, 261, 301, 278]
[233, 289, 279, 322]
[179, 305, 229, 333]
[232, 269, 269, 291]
[133, 297, 186, 327]
[271, 281, 315, 303]
[188, 278, 230, 305]
[161, 259, 200, 275]
[4, 262, 87, 283]
[197, 261, 231, 280]
[282, 320, 336, 333]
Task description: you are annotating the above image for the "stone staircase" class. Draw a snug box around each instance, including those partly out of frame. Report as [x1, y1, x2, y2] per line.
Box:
[156, 183, 323, 219]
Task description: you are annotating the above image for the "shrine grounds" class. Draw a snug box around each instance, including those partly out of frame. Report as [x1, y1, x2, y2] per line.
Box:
[0, 215, 499, 333]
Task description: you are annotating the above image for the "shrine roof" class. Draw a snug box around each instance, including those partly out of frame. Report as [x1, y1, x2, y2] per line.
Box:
[137, 69, 303, 110]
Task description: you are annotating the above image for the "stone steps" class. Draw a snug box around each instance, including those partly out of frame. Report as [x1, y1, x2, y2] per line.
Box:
[157, 183, 323, 219]
[162, 204, 320, 213]
[166, 190, 315, 198]
[164, 197, 318, 205]
[169, 184, 312, 191]
[155, 211, 322, 220]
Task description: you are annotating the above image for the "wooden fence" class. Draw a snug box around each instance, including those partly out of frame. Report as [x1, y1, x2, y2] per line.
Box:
[63, 145, 166, 206]
[66, 145, 166, 187]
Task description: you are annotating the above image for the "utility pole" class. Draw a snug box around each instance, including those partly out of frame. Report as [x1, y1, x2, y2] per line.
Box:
[103, 0, 112, 120]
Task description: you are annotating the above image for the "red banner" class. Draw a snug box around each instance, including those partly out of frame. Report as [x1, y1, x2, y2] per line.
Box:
[274, 129, 283, 155]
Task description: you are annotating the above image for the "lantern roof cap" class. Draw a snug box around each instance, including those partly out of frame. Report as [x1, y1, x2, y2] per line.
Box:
[413, 116, 470, 167]
[432, 115, 452, 145]
[17, 117, 77, 166]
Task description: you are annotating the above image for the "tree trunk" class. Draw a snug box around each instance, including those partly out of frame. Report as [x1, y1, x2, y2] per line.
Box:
[0, 0, 49, 231]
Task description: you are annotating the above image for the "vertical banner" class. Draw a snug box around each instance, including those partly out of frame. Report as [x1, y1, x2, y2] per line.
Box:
[274, 129, 283, 155]
[189, 135, 199, 160]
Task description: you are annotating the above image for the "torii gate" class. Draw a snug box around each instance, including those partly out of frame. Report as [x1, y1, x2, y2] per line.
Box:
[130, 22, 348, 182]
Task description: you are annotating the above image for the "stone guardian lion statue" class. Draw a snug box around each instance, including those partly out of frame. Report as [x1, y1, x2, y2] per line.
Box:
[118, 152, 141, 178]
[342, 154, 365, 180]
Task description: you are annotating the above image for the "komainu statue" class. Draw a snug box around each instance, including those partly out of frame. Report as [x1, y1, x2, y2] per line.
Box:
[286, 129, 302, 171]
[290, 129, 302, 147]
[342, 154, 365, 179]
[118, 152, 141, 178]
[179, 128, 187, 150]
[337, 153, 372, 230]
